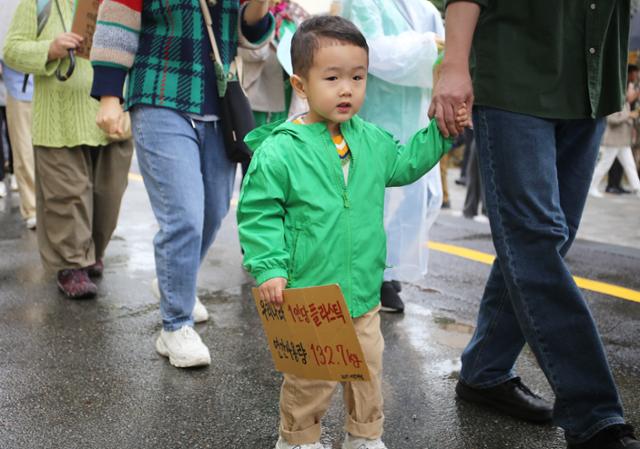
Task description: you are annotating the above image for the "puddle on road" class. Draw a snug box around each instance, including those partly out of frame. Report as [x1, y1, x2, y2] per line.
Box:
[402, 302, 475, 378]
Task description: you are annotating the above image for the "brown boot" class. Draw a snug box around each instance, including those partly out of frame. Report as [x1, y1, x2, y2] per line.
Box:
[57, 269, 98, 299]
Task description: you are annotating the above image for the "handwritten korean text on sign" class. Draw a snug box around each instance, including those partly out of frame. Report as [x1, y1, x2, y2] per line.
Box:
[253, 284, 370, 382]
[71, 0, 101, 59]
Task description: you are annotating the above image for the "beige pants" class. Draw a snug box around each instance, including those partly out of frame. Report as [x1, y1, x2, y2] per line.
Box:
[279, 305, 384, 445]
[34, 141, 133, 272]
[5, 94, 36, 220]
[440, 153, 450, 204]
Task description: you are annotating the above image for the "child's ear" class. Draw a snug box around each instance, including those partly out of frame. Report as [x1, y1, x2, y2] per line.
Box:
[290, 75, 307, 99]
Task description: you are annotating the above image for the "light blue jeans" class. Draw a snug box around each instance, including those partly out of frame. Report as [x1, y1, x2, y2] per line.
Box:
[131, 106, 236, 331]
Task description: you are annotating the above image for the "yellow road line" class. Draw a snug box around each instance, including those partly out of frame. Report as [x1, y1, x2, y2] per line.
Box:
[427, 241, 640, 304]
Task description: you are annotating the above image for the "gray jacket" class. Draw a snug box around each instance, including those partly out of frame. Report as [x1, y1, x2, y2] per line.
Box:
[602, 102, 634, 147]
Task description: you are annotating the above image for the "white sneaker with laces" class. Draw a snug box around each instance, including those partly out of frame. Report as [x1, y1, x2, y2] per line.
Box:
[274, 437, 327, 449]
[26, 217, 36, 230]
[341, 434, 388, 449]
[10, 175, 18, 192]
[151, 278, 209, 323]
[0, 182, 6, 198]
[155, 325, 211, 367]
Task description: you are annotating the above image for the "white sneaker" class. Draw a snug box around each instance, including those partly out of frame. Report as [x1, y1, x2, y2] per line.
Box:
[155, 325, 211, 368]
[0, 182, 6, 198]
[341, 434, 388, 449]
[26, 217, 36, 230]
[472, 214, 490, 224]
[151, 278, 209, 323]
[589, 188, 603, 198]
[10, 175, 18, 192]
[275, 437, 327, 449]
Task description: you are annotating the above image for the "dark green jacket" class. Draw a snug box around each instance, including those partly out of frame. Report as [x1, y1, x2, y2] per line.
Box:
[237, 116, 451, 318]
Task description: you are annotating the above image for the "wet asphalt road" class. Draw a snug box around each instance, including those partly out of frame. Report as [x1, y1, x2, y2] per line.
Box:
[0, 174, 639, 449]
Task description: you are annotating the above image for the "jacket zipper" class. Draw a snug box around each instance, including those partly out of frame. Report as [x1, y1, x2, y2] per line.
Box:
[328, 132, 353, 311]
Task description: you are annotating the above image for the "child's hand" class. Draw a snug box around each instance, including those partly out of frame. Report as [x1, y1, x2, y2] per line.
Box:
[258, 277, 288, 305]
[455, 104, 472, 129]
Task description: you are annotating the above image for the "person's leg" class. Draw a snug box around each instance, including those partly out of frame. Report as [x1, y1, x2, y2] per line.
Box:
[606, 159, 623, 191]
[5, 95, 36, 220]
[342, 306, 384, 440]
[0, 106, 13, 174]
[615, 146, 640, 191]
[462, 140, 481, 218]
[279, 374, 338, 445]
[589, 146, 618, 193]
[33, 146, 95, 271]
[440, 153, 450, 208]
[131, 106, 204, 331]
[34, 145, 98, 298]
[198, 120, 236, 262]
[90, 139, 133, 262]
[464, 107, 623, 443]
[0, 107, 5, 183]
[458, 127, 474, 182]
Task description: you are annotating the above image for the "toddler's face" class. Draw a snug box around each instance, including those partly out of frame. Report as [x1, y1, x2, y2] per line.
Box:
[296, 41, 368, 133]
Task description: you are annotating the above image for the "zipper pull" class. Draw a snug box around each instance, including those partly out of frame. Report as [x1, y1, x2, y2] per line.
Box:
[343, 190, 350, 208]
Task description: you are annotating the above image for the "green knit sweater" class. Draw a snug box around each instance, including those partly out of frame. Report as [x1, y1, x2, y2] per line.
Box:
[3, 0, 109, 148]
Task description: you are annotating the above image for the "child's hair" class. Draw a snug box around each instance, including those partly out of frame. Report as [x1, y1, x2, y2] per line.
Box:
[290, 15, 369, 77]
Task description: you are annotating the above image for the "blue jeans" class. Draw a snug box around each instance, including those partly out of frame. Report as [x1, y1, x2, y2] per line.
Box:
[131, 106, 236, 331]
[460, 107, 624, 443]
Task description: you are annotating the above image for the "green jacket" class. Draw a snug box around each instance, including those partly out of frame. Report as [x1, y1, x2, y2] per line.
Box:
[237, 116, 450, 318]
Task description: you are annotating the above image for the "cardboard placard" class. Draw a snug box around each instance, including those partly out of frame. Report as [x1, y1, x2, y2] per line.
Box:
[71, 0, 100, 59]
[253, 284, 370, 382]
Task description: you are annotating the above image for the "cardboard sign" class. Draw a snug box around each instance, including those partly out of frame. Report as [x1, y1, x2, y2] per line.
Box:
[71, 0, 100, 59]
[253, 284, 371, 382]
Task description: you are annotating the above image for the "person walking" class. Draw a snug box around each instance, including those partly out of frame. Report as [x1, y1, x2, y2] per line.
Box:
[341, 0, 445, 313]
[90, 0, 274, 368]
[0, 71, 10, 199]
[1, 63, 36, 228]
[430, 1, 640, 448]
[0, 0, 36, 228]
[4, 0, 134, 299]
[589, 101, 640, 198]
[238, 0, 308, 176]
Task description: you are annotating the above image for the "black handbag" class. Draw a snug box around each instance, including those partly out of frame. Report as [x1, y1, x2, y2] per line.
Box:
[218, 77, 256, 163]
[200, 0, 255, 163]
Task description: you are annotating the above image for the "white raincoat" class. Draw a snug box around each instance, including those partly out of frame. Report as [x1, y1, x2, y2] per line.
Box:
[341, 0, 445, 282]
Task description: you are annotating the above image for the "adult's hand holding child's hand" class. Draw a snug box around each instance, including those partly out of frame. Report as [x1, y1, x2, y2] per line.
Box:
[259, 277, 288, 305]
[429, 61, 474, 138]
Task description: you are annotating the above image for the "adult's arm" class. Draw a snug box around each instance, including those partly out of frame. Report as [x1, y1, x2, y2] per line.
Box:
[243, 0, 270, 26]
[3, 0, 77, 77]
[428, 1, 481, 137]
[89, 0, 142, 136]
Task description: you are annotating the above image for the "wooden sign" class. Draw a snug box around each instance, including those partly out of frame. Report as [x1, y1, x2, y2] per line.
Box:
[253, 284, 371, 382]
[71, 0, 100, 59]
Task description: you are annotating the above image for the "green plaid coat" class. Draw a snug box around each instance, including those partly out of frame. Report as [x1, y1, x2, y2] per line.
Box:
[91, 0, 273, 114]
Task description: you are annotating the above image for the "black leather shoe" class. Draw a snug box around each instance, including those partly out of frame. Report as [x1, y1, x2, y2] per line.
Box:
[567, 424, 640, 449]
[380, 281, 404, 313]
[456, 377, 553, 423]
[390, 280, 402, 293]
